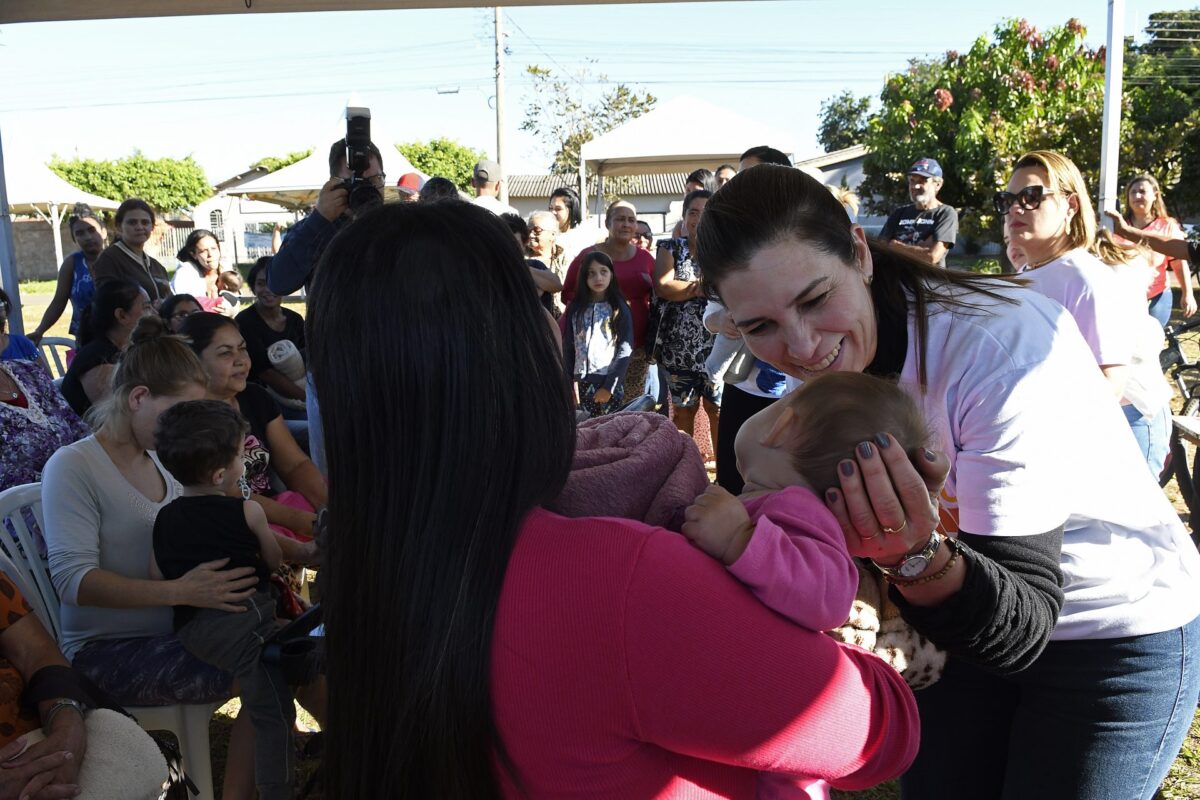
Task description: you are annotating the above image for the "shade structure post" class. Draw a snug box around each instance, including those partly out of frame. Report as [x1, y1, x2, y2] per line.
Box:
[1098, 0, 1125, 230]
[0, 126, 24, 335]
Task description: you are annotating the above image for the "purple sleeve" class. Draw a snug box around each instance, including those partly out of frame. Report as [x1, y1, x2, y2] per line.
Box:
[727, 486, 859, 631]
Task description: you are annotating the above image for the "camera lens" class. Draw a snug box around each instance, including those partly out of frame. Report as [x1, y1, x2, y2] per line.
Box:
[346, 179, 383, 211]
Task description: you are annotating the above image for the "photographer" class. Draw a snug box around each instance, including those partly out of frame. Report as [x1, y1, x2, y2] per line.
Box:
[267, 132, 385, 296]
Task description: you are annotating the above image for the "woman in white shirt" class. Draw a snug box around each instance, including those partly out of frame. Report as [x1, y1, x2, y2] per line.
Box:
[1000, 149, 1171, 476]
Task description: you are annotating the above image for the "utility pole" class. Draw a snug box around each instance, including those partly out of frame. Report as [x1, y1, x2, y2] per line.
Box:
[1098, 0, 1125, 230]
[495, 7, 508, 205]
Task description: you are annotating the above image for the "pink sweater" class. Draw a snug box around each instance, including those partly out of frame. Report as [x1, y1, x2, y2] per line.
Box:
[731, 487, 860, 632]
[491, 504, 919, 798]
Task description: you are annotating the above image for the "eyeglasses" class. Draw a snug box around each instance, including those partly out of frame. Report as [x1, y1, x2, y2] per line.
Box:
[993, 185, 1065, 215]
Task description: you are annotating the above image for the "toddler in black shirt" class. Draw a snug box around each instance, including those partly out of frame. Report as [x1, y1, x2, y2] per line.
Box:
[150, 400, 295, 800]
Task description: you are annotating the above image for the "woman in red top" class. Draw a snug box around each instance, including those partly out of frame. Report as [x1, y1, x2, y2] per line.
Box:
[1122, 174, 1195, 326]
[563, 200, 657, 399]
[309, 201, 919, 799]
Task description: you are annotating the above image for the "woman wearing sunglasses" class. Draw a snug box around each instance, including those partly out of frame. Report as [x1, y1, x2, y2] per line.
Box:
[999, 150, 1170, 475]
[699, 164, 1200, 800]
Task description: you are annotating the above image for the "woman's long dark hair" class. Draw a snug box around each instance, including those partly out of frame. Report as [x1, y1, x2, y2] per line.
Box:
[78, 278, 142, 347]
[567, 251, 629, 332]
[549, 186, 582, 228]
[308, 201, 575, 798]
[695, 165, 1021, 386]
[176, 228, 218, 268]
[178, 310, 238, 355]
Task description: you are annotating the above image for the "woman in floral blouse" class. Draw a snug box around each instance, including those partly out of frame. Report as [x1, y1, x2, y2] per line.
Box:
[0, 359, 88, 492]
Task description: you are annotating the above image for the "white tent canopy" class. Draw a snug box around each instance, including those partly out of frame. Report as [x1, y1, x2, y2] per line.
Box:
[227, 145, 421, 210]
[2, 0, 666, 23]
[580, 96, 797, 179]
[4, 158, 120, 276]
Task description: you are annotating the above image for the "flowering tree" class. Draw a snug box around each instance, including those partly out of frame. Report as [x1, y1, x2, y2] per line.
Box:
[858, 18, 1106, 240]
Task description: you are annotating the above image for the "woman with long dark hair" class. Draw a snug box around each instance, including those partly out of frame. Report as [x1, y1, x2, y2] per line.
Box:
[696, 164, 1200, 800]
[59, 278, 152, 417]
[309, 200, 918, 798]
[172, 229, 233, 315]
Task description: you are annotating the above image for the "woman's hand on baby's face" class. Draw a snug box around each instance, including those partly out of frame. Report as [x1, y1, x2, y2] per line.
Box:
[822, 433, 949, 560]
[682, 485, 756, 566]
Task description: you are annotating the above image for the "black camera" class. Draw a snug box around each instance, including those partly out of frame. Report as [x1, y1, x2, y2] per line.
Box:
[340, 106, 382, 211]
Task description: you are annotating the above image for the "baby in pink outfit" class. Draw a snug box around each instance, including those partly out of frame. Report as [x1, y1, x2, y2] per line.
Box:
[683, 372, 931, 800]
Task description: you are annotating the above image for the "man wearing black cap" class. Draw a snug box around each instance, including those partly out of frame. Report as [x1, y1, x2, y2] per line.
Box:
[880, 157, 959, 268]
[471, 159, 518, 216]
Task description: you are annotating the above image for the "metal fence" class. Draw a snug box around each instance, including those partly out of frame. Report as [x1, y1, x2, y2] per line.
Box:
[146, 225, 193, 263]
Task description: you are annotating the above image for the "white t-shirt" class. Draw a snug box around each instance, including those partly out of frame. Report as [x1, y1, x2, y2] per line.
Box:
[1019, 247, 1133, 368]
[896, 283, 1200, 640]
[472, 195, 518, 217]
[170, 261, 208, 297]
[703, 300, 784, 399]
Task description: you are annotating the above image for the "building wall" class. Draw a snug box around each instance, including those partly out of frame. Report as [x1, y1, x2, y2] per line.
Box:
[13, 219, 66, 281]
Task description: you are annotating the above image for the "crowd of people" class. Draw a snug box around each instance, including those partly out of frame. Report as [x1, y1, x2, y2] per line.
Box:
[0, 135, 1198, 800]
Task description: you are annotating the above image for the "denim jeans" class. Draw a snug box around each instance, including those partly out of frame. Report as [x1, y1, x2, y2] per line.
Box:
[900, 613, 1200, 800]
[1123, 402, 1171, 479]
[1150, 288, 1174, 328]
[305, 372, 325, 476]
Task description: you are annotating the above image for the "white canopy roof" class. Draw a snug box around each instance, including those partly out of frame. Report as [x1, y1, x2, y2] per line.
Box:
[227, 145, 421, 210]
[580, 96, 797, 178]
[2, 0, 681, 23]
[4, 159, 119, 216]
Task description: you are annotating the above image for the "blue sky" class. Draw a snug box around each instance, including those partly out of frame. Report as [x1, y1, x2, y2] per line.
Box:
[0, 1, 1170, 183]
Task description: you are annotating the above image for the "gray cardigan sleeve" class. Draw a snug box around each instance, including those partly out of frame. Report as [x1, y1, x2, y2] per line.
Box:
[41, 445, 103, 606]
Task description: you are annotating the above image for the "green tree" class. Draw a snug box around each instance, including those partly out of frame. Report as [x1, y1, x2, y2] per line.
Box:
[1121, 11, 1200, 217]
[250, 149, 312, 173]
[818, 90, 872, 152]
[520, 65, 656, 176]
[859, 17, 1106, 240]
[396, 138, 487, 191]
[48, 151, 211, 213]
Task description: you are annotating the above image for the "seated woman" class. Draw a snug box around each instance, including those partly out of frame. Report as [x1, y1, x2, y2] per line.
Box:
[171, 230, 234, 318]
[0, 570, 166, 800]
[0, 353, 88, 492]
[234, 258, 307, 419]
[159, 293, 203, 334]
[43, 317, 258, 795]
[180, 313, 326, 543]
[310, 201, 919, 797]
[60, 279, 152, 418]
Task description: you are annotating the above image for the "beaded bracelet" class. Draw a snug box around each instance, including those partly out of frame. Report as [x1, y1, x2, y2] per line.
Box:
[885, 537, 961, 587]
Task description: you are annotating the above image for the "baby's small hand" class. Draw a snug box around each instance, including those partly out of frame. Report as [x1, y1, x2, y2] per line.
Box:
[682, 484, 756, 565]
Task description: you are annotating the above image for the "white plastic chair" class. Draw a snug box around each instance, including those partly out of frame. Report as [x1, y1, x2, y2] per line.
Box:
[0, 483, 218, 800]
[36, 337, 75, 380]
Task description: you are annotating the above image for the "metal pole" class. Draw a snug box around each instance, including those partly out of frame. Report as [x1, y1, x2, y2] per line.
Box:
[495, 7, 508, 206]
[0, 126, 24, 335]
[1098, 0, 1126, 230]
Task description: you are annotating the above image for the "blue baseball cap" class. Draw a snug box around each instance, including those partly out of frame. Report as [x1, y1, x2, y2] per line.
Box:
[909, 158, 943, 179]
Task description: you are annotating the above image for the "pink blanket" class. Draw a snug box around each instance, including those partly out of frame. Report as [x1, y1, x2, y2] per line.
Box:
[548, 412, 710, 530]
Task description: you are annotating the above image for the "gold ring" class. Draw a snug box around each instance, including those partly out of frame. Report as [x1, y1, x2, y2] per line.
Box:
[861, 532, 880, 540]
[882, 520, 907, 534]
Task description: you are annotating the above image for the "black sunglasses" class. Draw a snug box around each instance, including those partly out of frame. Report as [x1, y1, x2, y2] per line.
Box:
[993, 185, 1064, 215]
